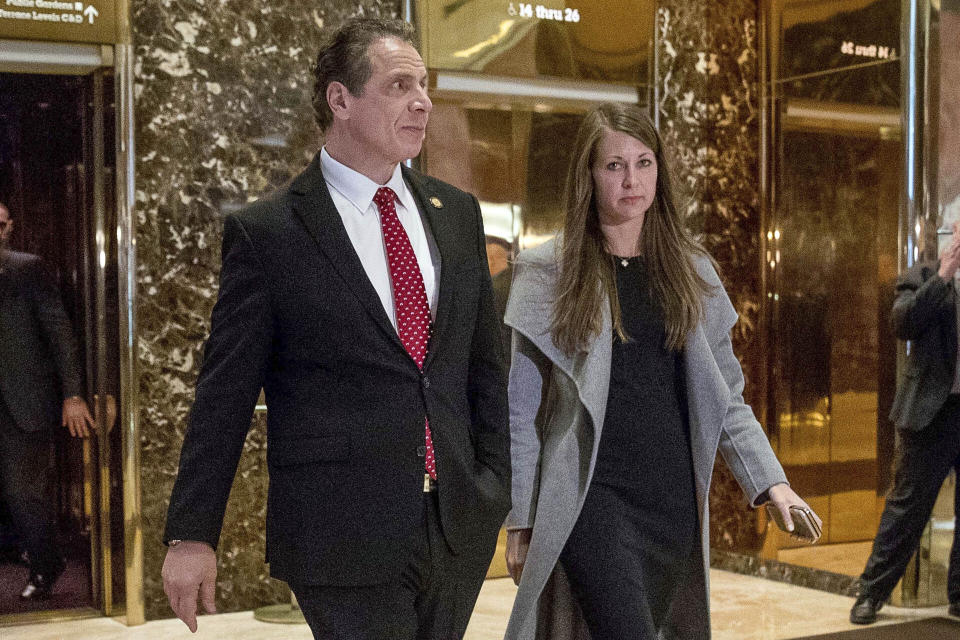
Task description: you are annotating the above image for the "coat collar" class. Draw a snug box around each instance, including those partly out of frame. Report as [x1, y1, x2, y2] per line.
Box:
[318, 147, 419, 222]
[503, 239, 612, 432]
[289, 153, 455, 370]
[682, 322, 729, 497]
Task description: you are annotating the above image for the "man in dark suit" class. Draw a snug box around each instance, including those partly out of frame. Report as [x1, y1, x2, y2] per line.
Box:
[850, 221, 960, 624]
[0, 202, 94, 599]
[161, 17, 511, 639]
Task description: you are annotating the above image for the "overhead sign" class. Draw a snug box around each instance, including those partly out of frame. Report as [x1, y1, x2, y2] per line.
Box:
[838, 41, 896, 60]
[781, 0, 898, 77]
[419, 0, 654, 87]
[778, 0, 899, 107]
[0, 0, 117, 44]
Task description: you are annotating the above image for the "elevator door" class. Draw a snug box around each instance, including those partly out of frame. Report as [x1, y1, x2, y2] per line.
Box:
[768, 112, 901, 556]
[761, 0, 903, 577]
[0, 70, 124, 620]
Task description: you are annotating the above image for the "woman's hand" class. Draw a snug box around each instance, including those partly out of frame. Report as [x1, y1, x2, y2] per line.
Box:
[506, 528, 533, 585]
[767, 483, 822, 533]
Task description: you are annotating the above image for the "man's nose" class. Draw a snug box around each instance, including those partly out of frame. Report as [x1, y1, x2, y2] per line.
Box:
[413, 86, 432, 113]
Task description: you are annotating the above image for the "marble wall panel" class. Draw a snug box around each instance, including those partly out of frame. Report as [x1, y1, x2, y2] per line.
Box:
[133, 0, 402, 619]
[712, 550, 857, 595]
[940, 4, 960, 220]
[658, 0, 766, 553]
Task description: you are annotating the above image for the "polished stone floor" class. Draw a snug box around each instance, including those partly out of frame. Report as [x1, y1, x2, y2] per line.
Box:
[776, 540, 874, 577]
[0, 570, 952, 639]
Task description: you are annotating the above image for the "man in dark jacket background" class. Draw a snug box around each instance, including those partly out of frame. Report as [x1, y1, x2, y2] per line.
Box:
[0, 202, 94, 599]
[850, 220, 960, 623]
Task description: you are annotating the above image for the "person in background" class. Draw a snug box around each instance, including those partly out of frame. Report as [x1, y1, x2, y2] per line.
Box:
[0, 201, 95, 600]
[486, 235, 514, 366]
[501, 103, 818, 639]
[849, 220, 960, 624]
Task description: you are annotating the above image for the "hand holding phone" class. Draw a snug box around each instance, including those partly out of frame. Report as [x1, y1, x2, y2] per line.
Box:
[767, 504, 822, 543]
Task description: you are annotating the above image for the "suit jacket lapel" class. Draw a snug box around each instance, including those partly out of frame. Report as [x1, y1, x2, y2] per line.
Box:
[290, 154, 407, 355]
[402, 166, 452, 370]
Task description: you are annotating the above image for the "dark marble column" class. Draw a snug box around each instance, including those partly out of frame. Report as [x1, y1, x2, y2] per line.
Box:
[132, 0, 401, 618]
[658, 0, 766, 553]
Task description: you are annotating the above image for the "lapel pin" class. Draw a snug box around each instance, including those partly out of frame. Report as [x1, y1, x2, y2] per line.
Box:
[429, 196, 443, 209]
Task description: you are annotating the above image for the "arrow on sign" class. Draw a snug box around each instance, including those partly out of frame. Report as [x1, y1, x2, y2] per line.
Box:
[83, 4, 98, 23]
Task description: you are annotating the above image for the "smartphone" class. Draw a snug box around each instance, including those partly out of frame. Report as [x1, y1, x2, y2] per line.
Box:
[766, 504, 822, 543]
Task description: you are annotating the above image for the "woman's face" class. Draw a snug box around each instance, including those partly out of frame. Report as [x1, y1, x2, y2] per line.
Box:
[591, 128, 658, 227]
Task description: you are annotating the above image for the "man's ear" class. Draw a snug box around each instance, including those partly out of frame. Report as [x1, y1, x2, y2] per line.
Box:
[327, 81, 351, 121]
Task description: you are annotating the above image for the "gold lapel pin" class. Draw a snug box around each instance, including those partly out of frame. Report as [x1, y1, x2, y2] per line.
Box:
[429, 196, 443, 208]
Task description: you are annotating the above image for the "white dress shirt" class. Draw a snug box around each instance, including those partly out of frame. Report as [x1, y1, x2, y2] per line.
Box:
[320, 147, 439, 330]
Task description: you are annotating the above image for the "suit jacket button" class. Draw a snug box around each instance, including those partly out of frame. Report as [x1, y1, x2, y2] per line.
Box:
[417, 445, 426, 457]
[422, 376, 430, 389]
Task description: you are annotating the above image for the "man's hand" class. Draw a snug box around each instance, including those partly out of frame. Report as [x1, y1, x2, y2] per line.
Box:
[939, 221, 960, 280]
[61, 396, 95, 438]
[767, 483, 822, 534]
[162, 541, 218, 633]
[506, 528, 532, 585]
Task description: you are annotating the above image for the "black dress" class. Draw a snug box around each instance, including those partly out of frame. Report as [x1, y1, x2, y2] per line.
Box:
[558, 256, 701, 640]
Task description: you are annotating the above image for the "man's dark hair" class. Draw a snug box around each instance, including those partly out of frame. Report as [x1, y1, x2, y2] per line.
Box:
[311, 17, 417, 131]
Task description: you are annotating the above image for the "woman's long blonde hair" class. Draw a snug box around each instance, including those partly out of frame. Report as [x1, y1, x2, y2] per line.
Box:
[550, 103, 716, 354]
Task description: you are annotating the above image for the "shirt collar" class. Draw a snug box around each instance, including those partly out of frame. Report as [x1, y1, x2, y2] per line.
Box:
[320, 147, 417, 216]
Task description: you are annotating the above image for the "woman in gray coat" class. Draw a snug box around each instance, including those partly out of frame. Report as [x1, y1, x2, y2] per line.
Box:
[502, 103, 819, 640]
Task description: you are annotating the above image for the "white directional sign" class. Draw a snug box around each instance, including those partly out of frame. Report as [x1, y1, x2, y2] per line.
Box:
[0, 0, 117, 44]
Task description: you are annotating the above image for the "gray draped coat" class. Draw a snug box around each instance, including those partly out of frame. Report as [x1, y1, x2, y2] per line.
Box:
[503, 239, 788, 640]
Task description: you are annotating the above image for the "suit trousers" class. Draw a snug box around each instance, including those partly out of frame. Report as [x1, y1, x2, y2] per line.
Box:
[290, 491, 494, 640]
[859, 395, 960, 604]
[0, 394, 59, 576]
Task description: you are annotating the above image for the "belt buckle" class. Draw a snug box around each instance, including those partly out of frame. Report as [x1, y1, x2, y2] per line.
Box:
[423, 473, 435, 493]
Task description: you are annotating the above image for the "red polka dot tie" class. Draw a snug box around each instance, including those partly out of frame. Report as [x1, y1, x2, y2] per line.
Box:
[373, 187, 436, 480]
